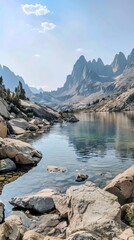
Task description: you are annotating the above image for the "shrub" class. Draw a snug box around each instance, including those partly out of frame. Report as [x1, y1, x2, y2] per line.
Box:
[125, 207, 134, 227]
[27, 112, 34, 118]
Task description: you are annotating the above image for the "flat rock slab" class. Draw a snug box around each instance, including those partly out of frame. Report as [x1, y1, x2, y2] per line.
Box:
[104, 165, 134, 205]
[66, 181, 121, 238]
[0, 158, 16, 173]
[0, 137, 42, 165]
[8, 118, 29, 135]
[10, 189, 58, 214]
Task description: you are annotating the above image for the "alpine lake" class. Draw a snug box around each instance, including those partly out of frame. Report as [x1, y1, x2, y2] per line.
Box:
[1, 111, 134, 216]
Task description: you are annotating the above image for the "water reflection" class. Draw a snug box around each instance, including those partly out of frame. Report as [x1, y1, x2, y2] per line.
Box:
[1, 111, 134, 216]
[66, 111, 134, 160]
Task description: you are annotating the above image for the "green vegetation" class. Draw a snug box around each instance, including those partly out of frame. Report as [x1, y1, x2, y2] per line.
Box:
[0, 76, 26, 106]
[125, 207, 134, 227]
[27, 112, 34, 118]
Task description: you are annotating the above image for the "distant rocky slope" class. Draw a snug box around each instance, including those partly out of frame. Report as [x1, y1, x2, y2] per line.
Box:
[32, 49, 134, 110]
[0, 49, 134, 111]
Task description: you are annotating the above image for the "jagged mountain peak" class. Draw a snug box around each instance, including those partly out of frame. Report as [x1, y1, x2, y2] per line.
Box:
[112, 51, 127, 75]
[127, 48, 134, 67]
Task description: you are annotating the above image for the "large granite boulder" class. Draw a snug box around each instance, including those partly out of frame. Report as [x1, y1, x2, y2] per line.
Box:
[104, 165, 134, 205]
[8, 118, 29, 135]
[0, 98, 10, 119]
[0, 158, 16, 172]
[20, 100, 60, 122]
[0, 137, 42, 165]
[0, 201, 4, 223]
[66, 182, 121, 238]
[0, 116, 7, 138]
[10, 189, 58, 214]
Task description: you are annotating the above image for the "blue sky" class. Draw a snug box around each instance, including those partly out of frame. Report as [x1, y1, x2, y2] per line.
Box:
[0, 0, 134, 91]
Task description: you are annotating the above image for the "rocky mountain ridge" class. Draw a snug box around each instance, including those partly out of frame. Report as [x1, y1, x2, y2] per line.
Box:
[29, 48, 134, 110]
[0, 49, 134, 110]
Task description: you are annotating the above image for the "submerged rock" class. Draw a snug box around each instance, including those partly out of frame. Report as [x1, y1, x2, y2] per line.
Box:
[104, 165, 134, 205]
[10, 189, 58, 214]
[47, 166, 66, 173]
[0, 137, 42, 165]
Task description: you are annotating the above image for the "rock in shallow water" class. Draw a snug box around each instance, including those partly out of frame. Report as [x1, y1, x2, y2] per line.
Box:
[0, 137, 42, 165]
[47, 166, 66, 173]
[75, 174, 88, 182]
[10, 189, 58, 214]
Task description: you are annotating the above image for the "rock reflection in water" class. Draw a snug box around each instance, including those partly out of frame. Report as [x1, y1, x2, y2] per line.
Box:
[1, 111, 134, 216]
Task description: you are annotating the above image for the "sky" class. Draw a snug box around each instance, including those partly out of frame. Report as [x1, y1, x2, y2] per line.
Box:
[0, 0, 134, 91]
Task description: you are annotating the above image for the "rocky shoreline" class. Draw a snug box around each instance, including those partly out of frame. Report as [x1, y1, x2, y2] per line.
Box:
[0, 165, 134, 239]
[0, 97, 134, 239]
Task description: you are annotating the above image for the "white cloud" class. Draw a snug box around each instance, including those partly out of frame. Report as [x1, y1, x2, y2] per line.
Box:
[39, 22, 56, 33]
[22, 4, 50, 16]
[76, 48, 84, 52]
[34, 54, 40, 57]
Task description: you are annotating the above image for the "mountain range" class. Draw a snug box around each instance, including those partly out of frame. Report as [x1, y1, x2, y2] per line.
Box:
[0, 49, 134, 110]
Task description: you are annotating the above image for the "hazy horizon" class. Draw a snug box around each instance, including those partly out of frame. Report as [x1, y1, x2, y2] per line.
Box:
[1, 0, 134, 91]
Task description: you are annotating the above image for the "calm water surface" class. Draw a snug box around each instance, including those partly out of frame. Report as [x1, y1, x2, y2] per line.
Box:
[1, 111, 134, 215]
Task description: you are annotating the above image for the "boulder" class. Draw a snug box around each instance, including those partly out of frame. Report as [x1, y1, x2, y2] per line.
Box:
[23, 230, 44, 240]
[29, 124, 38, 131]
[0, 158, 16, 172]
[0, 221, 20, 240]
[68, 116, 79, 123]
[53, 194, 68, 218]
[47, 166, 66, 173]
[8, 211, 31, 229]
[0, 201, 4, 223]
[104, 165, 134, 205]
[10, 189, 58, 214]
[6, 214, 26, 236]
[20, 100, 60, 121]
[8, 118, 29, 135]
[66, 182, 121, 238]
[0, 98, 10, 119]
[0, 116, 7, 138]
[0, 137, 42, 165]
[32, 213, 60, 236]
